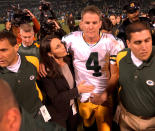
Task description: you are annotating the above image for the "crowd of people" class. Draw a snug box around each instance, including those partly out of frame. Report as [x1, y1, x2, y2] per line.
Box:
[0, 1, 155, 131]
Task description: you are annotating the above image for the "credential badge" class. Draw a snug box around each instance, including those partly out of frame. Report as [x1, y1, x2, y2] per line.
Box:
[146, 80, 154, 86]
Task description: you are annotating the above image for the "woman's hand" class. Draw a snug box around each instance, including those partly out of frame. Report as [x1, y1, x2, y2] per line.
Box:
[77, 81, 94, 93]
[39, 63, 47, 77]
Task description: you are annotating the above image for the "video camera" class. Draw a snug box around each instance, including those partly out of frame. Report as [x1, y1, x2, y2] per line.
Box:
[40, 0, 51, 11]
[39, 0, 57, 40]
[10, 5, 31, 27]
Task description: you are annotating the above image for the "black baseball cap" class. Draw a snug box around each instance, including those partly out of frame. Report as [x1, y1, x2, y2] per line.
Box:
[124, 2, 140, 13]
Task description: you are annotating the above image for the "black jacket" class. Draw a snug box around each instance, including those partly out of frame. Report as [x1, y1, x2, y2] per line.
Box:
[40, 56, 80, 128]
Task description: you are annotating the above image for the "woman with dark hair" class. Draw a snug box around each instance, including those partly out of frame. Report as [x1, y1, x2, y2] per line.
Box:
[101, 17, 113, 34]
[40, 35, 94, 131]
[101, 17, 125, 49]
[116, 15, 122, 26]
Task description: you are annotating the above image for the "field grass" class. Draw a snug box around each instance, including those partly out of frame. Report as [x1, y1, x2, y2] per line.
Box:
[0, 23, 70, 33]
[0, 20, 80, 34]
[59, 20, 80, 34]
[61, 24, 70, 34]
[0, 24, 5, 31]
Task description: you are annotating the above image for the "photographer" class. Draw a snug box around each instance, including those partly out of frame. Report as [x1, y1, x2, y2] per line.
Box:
[39, 0, 66, 40]
[12, 8, 40, 44]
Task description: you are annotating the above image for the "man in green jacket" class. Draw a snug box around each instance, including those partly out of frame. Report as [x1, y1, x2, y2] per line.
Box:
[0, 31, 65, 131]
[0, 31, 41, 116]
[116, 21, 155, 130]
[18, 23, 40, 59]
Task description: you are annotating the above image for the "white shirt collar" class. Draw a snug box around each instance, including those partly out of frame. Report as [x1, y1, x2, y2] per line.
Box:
[131, 51, 143, 67]
[7, 54, 21, 73]
[22, 43, 28, 47]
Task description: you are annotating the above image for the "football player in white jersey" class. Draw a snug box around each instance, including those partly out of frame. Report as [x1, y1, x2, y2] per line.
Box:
[62, 5, 124, 131]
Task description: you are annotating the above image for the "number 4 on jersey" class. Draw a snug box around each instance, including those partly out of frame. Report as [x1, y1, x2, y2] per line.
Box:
[86, 52, 102, 77]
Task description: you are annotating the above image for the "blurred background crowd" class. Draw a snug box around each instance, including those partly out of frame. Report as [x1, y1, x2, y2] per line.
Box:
[0, 0, 154, 22]
[0, 0, 155, 131]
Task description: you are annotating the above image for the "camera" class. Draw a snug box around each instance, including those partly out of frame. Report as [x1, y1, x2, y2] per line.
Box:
[40, 0, 51, 10]
[10, 5, 31, 27]
[39, 0, 66, 40]
[39, 0, 57, 40]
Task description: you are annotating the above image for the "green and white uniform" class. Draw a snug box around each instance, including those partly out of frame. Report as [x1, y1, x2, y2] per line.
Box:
[62, 31, 123, 102]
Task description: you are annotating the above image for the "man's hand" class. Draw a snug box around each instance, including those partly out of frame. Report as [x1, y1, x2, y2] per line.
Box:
[90, 91, 108, 105]
[24, 9, 35, 19]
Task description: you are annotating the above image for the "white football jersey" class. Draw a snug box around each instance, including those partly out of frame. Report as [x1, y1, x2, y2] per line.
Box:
[62, 31, 124, 102]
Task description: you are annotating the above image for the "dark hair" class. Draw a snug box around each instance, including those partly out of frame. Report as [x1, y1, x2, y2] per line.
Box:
[40, 35, 63, 78]
[0, 31, 17, 46]
[116, 15, 122, 23]
[109, 14, 116, 18]
[148, 8, 155, 17]
[5, 21, 11, 25]
[101, 17, 113, 32]
[126, 21, 151, 41]
[81, 5, 102, 20]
